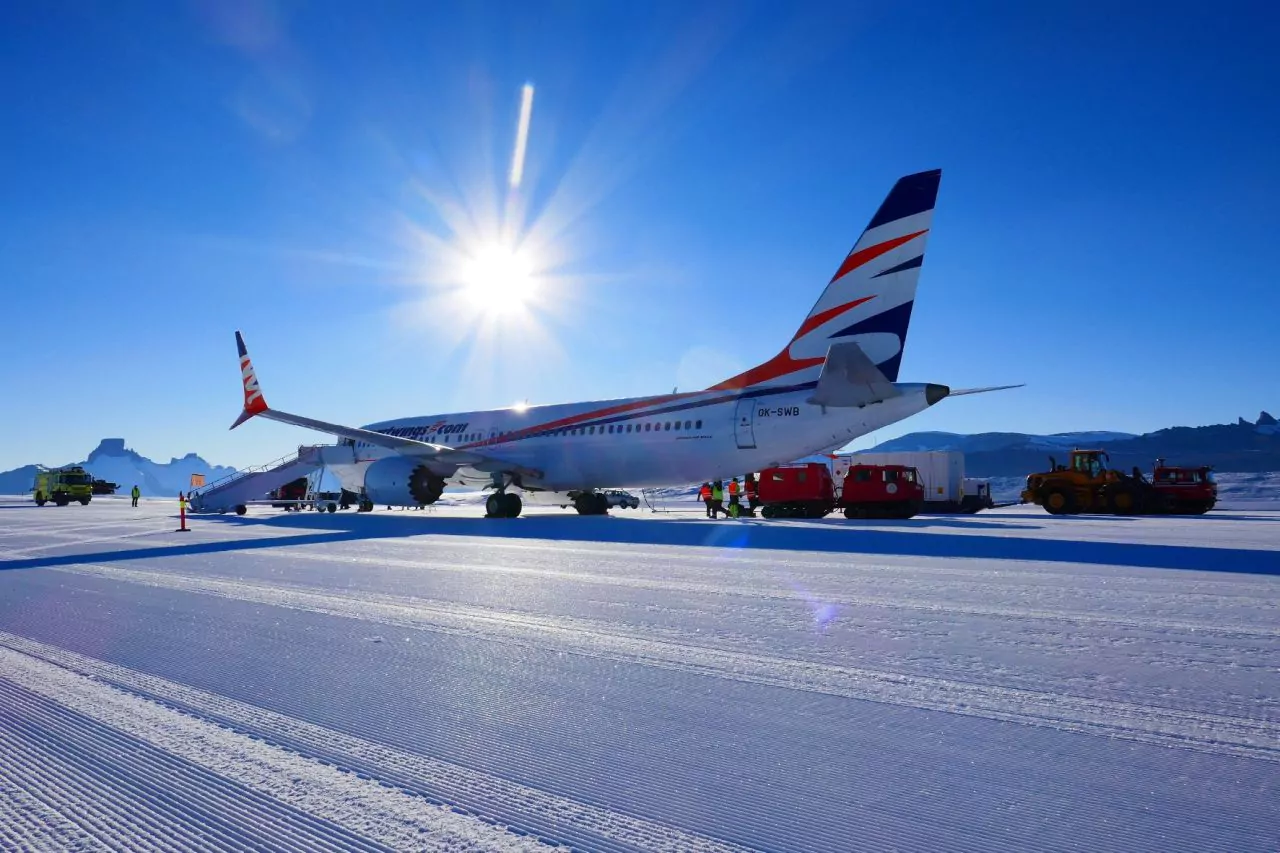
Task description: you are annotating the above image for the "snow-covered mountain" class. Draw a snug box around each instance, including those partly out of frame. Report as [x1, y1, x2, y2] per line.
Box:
[0, 439, 236, 497]
[863, 411, 1280, 477]
[867, 430, 1139, 454]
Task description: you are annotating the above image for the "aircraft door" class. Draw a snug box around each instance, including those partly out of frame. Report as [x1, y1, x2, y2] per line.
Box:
[734, 397, 757, 449]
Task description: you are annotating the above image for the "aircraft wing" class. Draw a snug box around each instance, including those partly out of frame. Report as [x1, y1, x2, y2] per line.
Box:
[229, 332, 541, 479]
[805, 342, 902, 408]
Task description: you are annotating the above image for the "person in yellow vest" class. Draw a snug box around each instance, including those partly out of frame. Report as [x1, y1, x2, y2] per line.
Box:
[727, 477, 742, 517]
[130, 485, 140, 507]
[710, 480, 725, 518]
[698, 482, 713, 517]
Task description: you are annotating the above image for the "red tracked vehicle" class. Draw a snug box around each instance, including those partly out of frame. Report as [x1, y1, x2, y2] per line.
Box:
[757, 462, 924, 520]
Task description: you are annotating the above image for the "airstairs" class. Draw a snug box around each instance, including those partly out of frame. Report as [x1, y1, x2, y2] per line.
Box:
[189, 445, 348, 513]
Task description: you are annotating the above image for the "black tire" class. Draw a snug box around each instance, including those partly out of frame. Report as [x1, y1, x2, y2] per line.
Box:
[1040, 487, 1075, 515]
[1107, 484, 1140, 515]
[760, 505, 776, 519]
[502, 493, 523, 518]
[843, 506, 865, 520]
[594, 493, 609, 515]
[486, 494, 505, 518]
[235, 505, 247, 516]
[35, 491, 46, 506]
[326, 503, 337, 514]
[79, 497, 91, 506]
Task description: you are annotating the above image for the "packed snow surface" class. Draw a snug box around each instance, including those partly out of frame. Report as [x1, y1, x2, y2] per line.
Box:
[0, 496, 1277, 852]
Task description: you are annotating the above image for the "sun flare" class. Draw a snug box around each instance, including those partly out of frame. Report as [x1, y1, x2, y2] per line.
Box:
[459, 244, 536, 313]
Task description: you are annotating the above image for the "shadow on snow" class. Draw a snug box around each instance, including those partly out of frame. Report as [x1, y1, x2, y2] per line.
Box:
[1, 510, 1277, 577]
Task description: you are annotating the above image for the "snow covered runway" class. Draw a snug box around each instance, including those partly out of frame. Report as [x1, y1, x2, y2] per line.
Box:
[0, 498, 1277, 851]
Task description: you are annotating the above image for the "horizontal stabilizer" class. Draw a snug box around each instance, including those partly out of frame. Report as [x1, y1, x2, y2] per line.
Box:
[949, 384, 1025, 397]
[805, 342, 902, 408]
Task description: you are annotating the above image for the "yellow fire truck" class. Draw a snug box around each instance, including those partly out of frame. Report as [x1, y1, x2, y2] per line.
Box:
[33, 466, 95, 506]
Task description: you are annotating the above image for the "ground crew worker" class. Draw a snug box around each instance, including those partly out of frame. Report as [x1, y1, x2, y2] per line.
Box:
[744, 473, 759, 516]
[728, 477, 742, 518]
[711, 480, 725, 518]
[130, 485, 140, 507]
[698, 482, 713, 517]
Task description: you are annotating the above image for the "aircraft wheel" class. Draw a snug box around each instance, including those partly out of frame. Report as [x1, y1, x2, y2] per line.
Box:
[502, 493, 523, 518]
[326, 503, 337, 513]
[485, 494, 505, 518]
[235, 505, 247, 516]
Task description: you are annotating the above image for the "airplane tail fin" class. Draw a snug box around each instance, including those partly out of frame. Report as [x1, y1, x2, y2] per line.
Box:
[230, 330, 270, 429]
[709, 169, 940, 391]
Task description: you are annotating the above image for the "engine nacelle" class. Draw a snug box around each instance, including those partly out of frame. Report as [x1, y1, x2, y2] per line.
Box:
[362, 457, 446, 506]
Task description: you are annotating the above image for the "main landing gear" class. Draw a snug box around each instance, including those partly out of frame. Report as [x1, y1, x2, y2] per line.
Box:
[485, 492, 523, 519]
[573, 492, 609, 516]
[485, 473, 524, 518]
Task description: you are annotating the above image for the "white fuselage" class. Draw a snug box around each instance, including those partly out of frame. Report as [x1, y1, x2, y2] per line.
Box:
[326, 383, 938, 498]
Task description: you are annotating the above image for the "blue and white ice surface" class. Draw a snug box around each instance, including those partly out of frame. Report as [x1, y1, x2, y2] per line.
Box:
[0, 497, 1277, 852]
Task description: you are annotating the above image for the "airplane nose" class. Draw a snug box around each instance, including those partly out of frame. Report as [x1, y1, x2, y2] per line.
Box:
[925, 384, 951, 406]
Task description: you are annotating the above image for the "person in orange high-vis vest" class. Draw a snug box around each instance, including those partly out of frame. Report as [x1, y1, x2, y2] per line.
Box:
[727, 478, 742, 517]
[698, 482, 713, 517]
[744, 473, 759, 516]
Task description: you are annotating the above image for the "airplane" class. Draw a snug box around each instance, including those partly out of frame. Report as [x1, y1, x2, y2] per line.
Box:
[229, 168, 1018, 518]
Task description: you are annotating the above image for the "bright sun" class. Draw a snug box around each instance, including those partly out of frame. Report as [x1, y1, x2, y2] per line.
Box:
[460, 244, 535, 313]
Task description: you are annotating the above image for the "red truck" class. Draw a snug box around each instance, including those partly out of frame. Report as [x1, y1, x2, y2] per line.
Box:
[1150, 463, 1217, 514]
[757, 462, 925, 520]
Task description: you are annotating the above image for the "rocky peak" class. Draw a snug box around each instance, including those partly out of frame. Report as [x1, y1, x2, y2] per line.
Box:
[87, 438, 132, 460]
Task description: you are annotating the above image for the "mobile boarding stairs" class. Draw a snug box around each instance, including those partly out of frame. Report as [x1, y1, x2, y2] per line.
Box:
[188, 444, 353, 514]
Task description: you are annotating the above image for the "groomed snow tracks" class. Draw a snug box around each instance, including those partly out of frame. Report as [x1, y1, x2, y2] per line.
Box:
[46, 565, 1280, 763]
[0, 632, 752, 853]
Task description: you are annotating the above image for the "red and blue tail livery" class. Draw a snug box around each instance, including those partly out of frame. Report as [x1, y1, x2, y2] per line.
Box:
[712, 169, 940, 391]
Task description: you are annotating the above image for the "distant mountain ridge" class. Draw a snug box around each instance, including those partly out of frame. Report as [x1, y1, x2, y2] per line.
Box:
[864, 411, 1280, 476]
[0, 439, 236, 497]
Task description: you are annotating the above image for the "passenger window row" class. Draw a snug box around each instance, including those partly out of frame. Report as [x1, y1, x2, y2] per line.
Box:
[544, 419, 702, 438]
[356, 419, 705, 448]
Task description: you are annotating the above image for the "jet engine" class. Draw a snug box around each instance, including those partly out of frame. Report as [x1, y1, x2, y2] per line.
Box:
[362, 457, 447, 506]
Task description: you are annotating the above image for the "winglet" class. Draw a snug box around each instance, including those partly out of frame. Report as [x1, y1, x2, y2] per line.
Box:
[231, 330, 269, 429]
[948, 384, 1025, 397]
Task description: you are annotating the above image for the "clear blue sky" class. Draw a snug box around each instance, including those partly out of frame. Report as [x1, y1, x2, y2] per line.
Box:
[2, 0, 1278, 470]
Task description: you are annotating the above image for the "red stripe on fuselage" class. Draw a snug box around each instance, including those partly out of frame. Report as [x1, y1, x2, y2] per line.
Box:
[706, 351, 824, 392]
[457, 391, 703, 449]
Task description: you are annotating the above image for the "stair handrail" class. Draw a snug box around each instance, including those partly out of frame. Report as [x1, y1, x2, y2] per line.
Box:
[191, 445, 323, 496]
